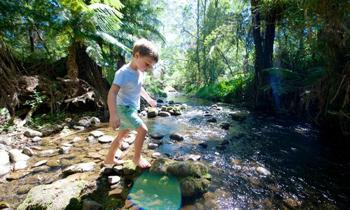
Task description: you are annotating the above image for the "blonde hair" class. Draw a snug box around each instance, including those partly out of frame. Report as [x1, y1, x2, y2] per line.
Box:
[132, 38, 159, 62]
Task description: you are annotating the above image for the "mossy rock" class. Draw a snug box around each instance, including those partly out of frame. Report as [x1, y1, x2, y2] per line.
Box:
[167, 161, 208, 178]
[180, 177, 211, 197]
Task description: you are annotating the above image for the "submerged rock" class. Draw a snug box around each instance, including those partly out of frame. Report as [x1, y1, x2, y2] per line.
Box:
[63, 162, 96, 176]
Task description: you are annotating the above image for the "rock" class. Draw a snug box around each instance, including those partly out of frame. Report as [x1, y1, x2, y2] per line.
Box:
[158, 111, 171, 117]
[170, 133, 184, 141]
[229, 111, 249, 121]
[17, 175, 88, 210]
[149, 133, 164, 140]
[147, 108, 158, 118]
[108, 175, 121, 184]
[98, 135, 114, 144]
[89, 130, 104, 138]
[180, 176, 211, 197]
[38, 149, 58, 157]
[47, 159, 60, 167]
[32, 136, 42, 142]
[256, 166, 271, 176]
[152, 152, 162, 158]
[90, 117, 101, 126]
[59, 146, 71, 154]
[167, 161, 208, 178]
[78, 118, 91, 127]
[0, 150, 10, 165]
[22, 147, 34, 156]
[220, 123, 230, 130]
[0, 201, 10, 209]
[73, 125, 85, 130]
[17, 185, 31, 195]
[122, 160, 137, 175]
[6, 171, 30, 181]
[62, 143, 73, 147]
[157, 99, 164, 103]
[86, 136, 97, 143]
[187, 154, 201, 161]
[108, 188, 123, 197]
[33, 160, 48, 167]
[180, 104, 187, 110]
[14, 161, 27, 170]
[124, 136, 135, 144]
[63, 162, 96, 176]
[148, 143, 158, 150]
[114, 149, 123, 159]
[120, 142, 129, 151]
[82, 200, 103, 210]
[24, 129, 43, 137]
[207, 118, 217, 123]
[72, 136, 82, 142]
[0, 164, 11, 177]
[9, 149, 30, 162]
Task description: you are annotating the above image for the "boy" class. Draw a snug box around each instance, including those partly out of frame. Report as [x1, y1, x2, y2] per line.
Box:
[104, 38, 158, 168]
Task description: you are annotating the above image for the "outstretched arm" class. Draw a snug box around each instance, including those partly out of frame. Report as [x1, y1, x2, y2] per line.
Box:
[141, 86, 157, 107]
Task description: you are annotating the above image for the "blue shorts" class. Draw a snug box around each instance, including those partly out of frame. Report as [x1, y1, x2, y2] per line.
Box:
[116, 105, 143, 130]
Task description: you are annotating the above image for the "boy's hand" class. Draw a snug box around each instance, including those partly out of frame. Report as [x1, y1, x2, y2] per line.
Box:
[109, 116, 120, 130]
[148, 99, 157, 107]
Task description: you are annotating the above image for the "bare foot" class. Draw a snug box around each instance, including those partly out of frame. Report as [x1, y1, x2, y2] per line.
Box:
[104, 158, 125, 166]
[133, 156, 151, 168]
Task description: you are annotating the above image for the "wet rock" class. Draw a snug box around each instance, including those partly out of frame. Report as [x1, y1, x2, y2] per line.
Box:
[0, 201, 10, 209]
[63, 162, 96, 176]
[9, 149, 30, 162]
[148, 143, 158, 150]
[89, 130, 104, 138]
[220, 123, 230, 130]
[98, 135, 114, 144]
[180, 104, 188, 110]
[229, 111, 249, 121]
[256, 166, 271, 176]
[82, 200, 103, 210]
[108, 175, 121, 184]
[108, 188, 123, 197]
[207, 118, 217, 123]
[158, 111, 171, 117]
[24, 128, 43, 138]
[33, 160, 48, 167]
[181, 176, 211, 197]
[147, 108, 158, 118]
[150, 133, 164, 140]
[17, 175, 88, 210]
[122, 160, 137, 175]
[170, 133, 184, 141]
[167, 161, 208, 178]
[47, 159, 60, 167]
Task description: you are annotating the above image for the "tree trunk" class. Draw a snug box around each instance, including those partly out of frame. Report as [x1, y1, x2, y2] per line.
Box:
[66, 42, 79, 80]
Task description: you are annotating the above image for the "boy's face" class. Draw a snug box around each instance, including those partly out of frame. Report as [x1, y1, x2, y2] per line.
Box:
[134, 53, 156, 72]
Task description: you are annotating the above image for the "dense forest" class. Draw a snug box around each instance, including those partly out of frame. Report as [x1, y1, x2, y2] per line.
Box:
[0, 0, 349, 209]
[1, 0, 349, 139]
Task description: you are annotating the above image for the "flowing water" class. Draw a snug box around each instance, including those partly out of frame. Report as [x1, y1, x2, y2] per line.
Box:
[140, 93, 350, 209]
[1, 93, 349, 209]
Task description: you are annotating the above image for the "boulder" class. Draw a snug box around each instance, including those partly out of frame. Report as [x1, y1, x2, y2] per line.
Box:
[63, 162, 96, 176]
[18, 175, 88, 210]
[229, 111, 249, 121]
[170, 133, 184, 141]
[147, 108, 158, 118]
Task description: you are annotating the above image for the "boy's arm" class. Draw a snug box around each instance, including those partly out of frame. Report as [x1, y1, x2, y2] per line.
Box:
[141, 86, 157, 107]
[107, 84, 120, 129]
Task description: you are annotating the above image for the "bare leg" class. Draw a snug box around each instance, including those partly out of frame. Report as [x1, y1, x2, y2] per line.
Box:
[104, 130, 129, 164]
[133, 123, 151, 168]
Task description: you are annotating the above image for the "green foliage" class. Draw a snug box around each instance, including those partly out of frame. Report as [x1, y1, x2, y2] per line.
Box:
[195, 72, 254, 102]
[28, 111, 65, 129]
[24, 90, 47, 110]
[144, 75, 167, 98]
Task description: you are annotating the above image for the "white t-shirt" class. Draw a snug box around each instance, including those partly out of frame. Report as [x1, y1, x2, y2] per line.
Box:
[113, 64, 144, 109]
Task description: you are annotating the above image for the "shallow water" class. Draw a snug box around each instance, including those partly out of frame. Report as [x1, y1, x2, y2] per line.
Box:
[141, 93, 350, 209]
